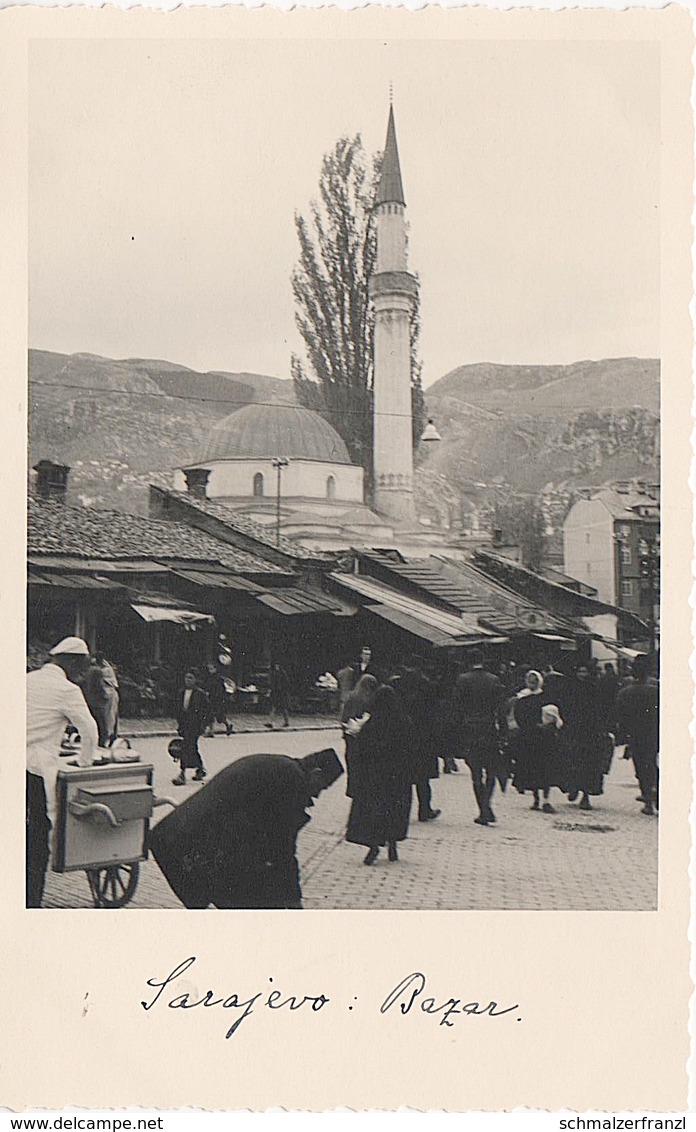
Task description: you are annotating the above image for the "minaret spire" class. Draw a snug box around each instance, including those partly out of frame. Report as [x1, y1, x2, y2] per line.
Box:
[369, 103, 417, 526]
[376, 103, 406, 206]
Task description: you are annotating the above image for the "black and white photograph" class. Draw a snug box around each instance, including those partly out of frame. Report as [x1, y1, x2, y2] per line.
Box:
[26, 32, 662, 916]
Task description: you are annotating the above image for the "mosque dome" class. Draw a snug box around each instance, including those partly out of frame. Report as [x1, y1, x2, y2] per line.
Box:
[202, 403, 353, 465]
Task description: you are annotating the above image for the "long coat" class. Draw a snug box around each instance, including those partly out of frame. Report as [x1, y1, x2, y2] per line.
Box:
[563, 677, 608, 796]
[341, 679, 378, 799]
[176, 686, 210, 768]
[451, 668, 506, 769]
[150, 754, 316, 908]
[345, 689, 412, 848]
[392, 667, 439, 782]
[177, 686, 209, 737]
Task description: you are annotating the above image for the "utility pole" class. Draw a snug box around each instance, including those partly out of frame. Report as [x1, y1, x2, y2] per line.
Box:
[271, 457, 289, 547]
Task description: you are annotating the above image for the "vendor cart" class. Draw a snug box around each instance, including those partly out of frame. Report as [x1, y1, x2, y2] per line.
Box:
[53, 762, 176, 908]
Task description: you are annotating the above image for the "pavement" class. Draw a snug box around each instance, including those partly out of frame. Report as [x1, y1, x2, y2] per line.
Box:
[118, 713, 339, 738]
[43, 727, 658, 911]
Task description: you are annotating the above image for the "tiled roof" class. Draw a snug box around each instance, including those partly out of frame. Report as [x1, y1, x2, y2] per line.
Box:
[471, 550, 649, 635]
[595, 488, 660, 521]
[358, 549, 580, 638]
[359, 549, 496, 616]
[28, 498, 288, 575]
[158, 489, 334, 563]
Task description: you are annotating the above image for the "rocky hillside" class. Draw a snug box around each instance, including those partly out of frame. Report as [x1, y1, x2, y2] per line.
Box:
[421, 358, 659, 493]
[29, 350, 293, 513]
[29, 350, 659, 528]
[415, 356, 659, 548]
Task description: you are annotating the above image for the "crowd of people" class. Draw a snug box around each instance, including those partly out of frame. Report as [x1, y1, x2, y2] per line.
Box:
[337, 646, 660, 866]
[26, 634, 659, 910]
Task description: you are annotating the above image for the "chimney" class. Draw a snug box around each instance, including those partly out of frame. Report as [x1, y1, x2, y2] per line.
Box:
[183, 467, 210, 500]
[492, 527, 503, 547]
[34, 460, 70, 503]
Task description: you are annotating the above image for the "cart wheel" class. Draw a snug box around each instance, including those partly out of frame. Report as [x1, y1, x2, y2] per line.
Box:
[86, 862, 140, 908]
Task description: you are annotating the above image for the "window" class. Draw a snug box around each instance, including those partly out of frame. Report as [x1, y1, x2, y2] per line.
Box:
[620, 547, 632, 565]
[585, 532, 591, 544]
[253, 472, 264, 498]
[621, 580, 634, 597]
[326, 475, 336, 500]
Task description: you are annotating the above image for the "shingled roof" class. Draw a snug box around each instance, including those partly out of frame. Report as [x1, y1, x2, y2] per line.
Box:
[150, 487, 336, 566]
[28, 498, 288, 576]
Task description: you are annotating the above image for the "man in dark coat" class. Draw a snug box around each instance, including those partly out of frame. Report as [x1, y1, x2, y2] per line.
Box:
[451, 649, 507, 825]
[563, 664, 608, 810]
[150, 749, 343, 908]
[393, 659, 441, 822]
[172, 671, 209, 785]
[350, 645, 382, 688]
[203, 662, 234, 737]
[615, 654, 659, 815]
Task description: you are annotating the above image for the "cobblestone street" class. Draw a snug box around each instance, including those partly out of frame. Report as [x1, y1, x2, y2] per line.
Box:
[43, 726, 658, 911]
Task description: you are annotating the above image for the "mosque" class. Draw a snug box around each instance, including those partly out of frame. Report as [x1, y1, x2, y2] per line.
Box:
[171, 105, 444, 554]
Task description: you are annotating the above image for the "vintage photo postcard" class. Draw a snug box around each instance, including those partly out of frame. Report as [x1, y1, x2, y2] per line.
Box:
[0, 3, 692, 1112]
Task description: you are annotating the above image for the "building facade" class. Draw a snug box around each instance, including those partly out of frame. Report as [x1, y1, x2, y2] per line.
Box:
[563, 483, 659, 630]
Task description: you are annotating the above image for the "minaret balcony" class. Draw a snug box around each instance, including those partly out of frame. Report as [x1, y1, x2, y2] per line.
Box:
[369, 271, 418, 301]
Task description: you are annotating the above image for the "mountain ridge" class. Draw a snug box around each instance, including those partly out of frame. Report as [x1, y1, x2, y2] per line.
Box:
[28, 348, 660, 523]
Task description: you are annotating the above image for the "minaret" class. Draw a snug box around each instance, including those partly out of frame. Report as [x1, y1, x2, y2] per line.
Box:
[370, 103, 418, 525]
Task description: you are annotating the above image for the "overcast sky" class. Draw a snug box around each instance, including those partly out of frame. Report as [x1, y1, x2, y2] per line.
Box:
[29, 36, 660, 387]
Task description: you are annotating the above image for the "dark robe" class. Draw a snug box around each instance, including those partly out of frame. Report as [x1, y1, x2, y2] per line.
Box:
[176, 685, 209, 770]
[615, 680, 659, 801]
[341, 677, 378, 799]
[511, 693, 558, 793]
[150, 753, 320, 908]
[563, 677, 608, 796]
[393, 667, 439, 782]
[346, 687, 412, 848]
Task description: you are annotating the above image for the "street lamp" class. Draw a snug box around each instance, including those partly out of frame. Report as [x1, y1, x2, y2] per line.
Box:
[420, 418, 442, 444]
[271, 457, 289, 547]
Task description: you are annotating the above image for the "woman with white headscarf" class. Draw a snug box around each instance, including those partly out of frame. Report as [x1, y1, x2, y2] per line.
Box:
[511, 670, 563, 813]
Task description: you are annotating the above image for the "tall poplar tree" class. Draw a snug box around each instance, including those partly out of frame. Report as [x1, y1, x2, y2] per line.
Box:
[291, 134, 425, 497]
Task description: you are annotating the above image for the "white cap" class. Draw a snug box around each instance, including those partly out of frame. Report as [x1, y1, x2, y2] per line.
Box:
[49, 636, 90, 656]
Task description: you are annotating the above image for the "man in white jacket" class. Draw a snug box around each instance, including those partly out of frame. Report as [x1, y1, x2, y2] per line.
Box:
[26, 637, 98, 907]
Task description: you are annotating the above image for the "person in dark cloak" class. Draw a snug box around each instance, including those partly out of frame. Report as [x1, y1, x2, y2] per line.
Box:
[615, 654, 659, 815]
[203, 662, 234, 737]
[597, 662, 620, 733]
[564, 663, 608, 810]
[172, 671, 210, 785]
[345, 685, 413, 865]
[392, 658, 441, 822]
[511, 670, 563, 813]
[150, 748, 343, 908]
[341, 674, 379, 801]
